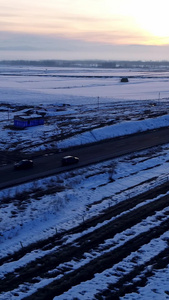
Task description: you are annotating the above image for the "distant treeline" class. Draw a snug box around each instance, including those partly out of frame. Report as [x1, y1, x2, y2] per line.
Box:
[1, 60, 169, 69]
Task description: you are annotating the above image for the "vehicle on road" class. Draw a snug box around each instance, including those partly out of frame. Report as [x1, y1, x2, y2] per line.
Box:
[62, 155, 79, 166]
[14, 159, 34, 170]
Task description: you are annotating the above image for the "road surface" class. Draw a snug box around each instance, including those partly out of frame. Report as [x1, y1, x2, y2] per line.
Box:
[0, 127, 169, 189]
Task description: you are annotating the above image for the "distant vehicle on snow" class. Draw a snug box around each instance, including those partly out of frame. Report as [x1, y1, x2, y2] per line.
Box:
[14, 159, 33, 170]
[120, 77, 129, 83]
[61, 156, 79, 166]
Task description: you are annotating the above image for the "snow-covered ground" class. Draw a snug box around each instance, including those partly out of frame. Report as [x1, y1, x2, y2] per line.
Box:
[1, 66, 169, 105]
[1, 66, 169, 299]
[1, 66, 169, 157]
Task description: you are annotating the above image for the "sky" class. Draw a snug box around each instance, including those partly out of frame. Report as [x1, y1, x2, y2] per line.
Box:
[1, 0, 169, 61]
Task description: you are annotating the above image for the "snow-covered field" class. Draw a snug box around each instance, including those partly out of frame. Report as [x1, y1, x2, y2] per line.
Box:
[1, 66, 169, 157]
[1, 66, 169, 105]
[1, 65, 169, 299]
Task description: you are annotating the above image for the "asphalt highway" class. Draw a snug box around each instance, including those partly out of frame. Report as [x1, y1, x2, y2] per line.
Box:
[1, 127, 169, 190]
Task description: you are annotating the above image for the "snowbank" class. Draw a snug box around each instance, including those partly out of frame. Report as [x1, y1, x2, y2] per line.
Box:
[57, 114, 169, 149]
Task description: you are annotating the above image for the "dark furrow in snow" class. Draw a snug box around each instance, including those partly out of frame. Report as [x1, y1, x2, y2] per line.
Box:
[0, 178, 168, 266]
[22, 217, 169, 300]
[1, 191, 169, 297]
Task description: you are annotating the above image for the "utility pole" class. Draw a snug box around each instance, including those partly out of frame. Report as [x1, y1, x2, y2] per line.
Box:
[98, 96, 100, 111]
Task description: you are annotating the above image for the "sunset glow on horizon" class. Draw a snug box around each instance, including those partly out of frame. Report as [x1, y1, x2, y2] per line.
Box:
[1, 0, 169, 60]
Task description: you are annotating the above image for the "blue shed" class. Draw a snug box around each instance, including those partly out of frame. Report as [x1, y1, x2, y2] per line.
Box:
[14, 114, 44, 128]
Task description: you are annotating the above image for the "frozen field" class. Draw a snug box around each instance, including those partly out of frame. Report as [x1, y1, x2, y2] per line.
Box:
[1, 66, 169, 159]
[1, 66, 169, 105]
[1, 65, 169, 299]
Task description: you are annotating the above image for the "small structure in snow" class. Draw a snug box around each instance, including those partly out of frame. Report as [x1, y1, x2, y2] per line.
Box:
[120, 77, 129, 83]
[14, 114, 44, 128]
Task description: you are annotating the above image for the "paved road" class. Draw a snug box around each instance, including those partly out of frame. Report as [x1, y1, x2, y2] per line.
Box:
[1, 127, 169, 189]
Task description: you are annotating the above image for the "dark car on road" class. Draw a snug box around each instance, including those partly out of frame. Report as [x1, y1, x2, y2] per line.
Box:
[62, 155, 79, 166]
[14, 159, 33, 170]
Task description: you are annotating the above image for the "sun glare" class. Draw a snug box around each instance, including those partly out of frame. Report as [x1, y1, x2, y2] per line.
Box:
[134, 2, 169, 43]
